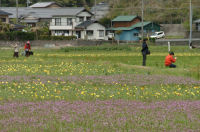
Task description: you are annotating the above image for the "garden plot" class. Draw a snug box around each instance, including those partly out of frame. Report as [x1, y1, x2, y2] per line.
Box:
[0, 46, 200, 131]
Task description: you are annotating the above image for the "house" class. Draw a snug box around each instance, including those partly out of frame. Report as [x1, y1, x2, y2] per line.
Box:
[0, 10, 12, 23]
[1, 7, 92, 27]
[75, 20, 106, 40]
[20, 13, 40, 27]
[2, 6, 107, 40]
[110, 15, 161, 41]
[0, 2, 63, 27]
[29, 2, 62, 8]
[112, 15, 141, 28]
[49, 8, 94, 37]
[91, 2, 110, 20]
[111, 22, 161, 41]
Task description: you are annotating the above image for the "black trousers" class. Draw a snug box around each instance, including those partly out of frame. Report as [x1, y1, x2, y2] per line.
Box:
[142, 54, 146, 66]
[25, 51, 30, 57]
[13, 52, 19, 58]
[169, 64, 176, 68]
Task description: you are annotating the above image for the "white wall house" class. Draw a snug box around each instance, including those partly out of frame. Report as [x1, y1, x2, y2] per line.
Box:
[75, 20, 106, 40]
[49, 8, 94, 37]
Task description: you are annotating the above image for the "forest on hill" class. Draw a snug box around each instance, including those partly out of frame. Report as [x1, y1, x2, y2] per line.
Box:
[1, 0, 200, 24]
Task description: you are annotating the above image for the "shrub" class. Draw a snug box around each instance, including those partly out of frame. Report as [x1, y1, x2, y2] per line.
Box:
[0, 32, 77, 41]
[0, 33, 7, 40]
[0, 31, 34, 41]
[149, 37, 156, 43]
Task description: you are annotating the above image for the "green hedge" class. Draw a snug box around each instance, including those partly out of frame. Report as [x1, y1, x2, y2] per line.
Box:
[38, 35, 77, 40]
[0, 31, 34, 41]
[149, 37, 156, 43]
[0, 32, 77, 41]
[61, 45, 132, 52]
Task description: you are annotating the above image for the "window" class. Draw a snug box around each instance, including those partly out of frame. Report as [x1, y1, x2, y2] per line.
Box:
[133, 33, 139, 36]
[55, 30, 63, 36]
[79, 17, 84, 22]
[64, 30, 69, 36]
[55, 18, 61, 26]
[86, 30, 93, 36]
[27, 23, 35, 27]
[86, 17, 91, 21]
[99, 30, 104, 37]
[1, 18, 6, 22]
[67, 18, 72, 26]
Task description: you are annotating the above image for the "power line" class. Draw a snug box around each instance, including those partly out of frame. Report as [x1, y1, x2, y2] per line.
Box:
[108, 6, 200, 10]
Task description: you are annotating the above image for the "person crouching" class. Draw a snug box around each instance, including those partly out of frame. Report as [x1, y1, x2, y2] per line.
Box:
[24, 41, 31, 57]
[165, 51, 177, 68]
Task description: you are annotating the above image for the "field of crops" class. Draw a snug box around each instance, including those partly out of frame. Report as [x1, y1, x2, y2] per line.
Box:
[0, 45, 200, 131]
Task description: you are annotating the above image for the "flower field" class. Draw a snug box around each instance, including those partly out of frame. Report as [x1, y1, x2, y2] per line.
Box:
[0, 45, 200, 131]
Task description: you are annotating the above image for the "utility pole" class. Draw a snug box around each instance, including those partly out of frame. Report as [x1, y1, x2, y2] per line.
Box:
[16, 0, 19, 23]
[141, 0, 144, 41]
[26, 0, 30, 7]
[94, 0, 97, 20]
[189, 0, 192, 49]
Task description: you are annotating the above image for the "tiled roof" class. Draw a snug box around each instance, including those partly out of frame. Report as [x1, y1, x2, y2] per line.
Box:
[194, 19, 200, 23]
[21, 19, 39, 23]
[76, 20, 97, 29]
[12, 24, 25, 29]
[112, 15, 138, 22]
[29, 2, 61, 8]
[1, 7, 87, 19]
[0, 10, 12, 15]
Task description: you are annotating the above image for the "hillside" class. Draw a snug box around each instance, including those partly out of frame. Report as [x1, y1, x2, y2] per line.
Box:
[1, 0, 200, 24]
[105, 0, 200, 24]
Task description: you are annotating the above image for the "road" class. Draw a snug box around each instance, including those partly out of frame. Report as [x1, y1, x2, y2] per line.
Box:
[156, 38, 200, 42]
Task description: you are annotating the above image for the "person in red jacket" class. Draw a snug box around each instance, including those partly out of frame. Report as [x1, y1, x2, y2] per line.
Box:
[165, 51, 177, 68]
[24, 41, 31, 57]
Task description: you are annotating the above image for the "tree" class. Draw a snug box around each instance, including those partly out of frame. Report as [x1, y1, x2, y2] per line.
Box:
[99, 17, 111, 28]
[0, 21, 11, 32]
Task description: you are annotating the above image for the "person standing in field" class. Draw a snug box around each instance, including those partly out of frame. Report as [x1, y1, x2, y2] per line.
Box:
[141, 38, 150, 66]
[12, 42, 19, 58]
[24, 41, 31, 57]
[165, 51, 177, 68]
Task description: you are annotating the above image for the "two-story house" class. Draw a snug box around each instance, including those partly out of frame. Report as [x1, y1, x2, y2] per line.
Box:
[50, 8, 106, 40]
[1, 2, 62, 27]
[50, 7, 93, 36]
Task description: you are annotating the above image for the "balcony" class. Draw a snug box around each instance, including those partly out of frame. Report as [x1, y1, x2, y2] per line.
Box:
[50, 22, 74, 30]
